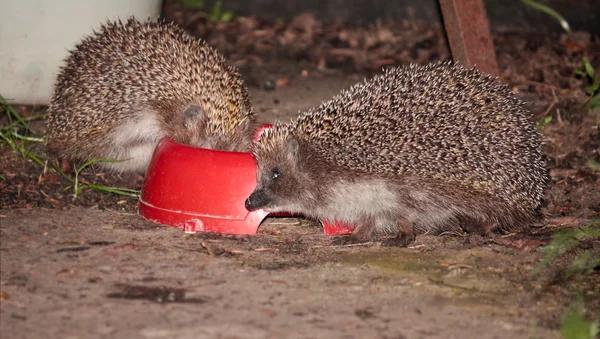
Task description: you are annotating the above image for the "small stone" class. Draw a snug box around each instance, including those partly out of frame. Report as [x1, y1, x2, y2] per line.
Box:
[264, 79, 276, 91]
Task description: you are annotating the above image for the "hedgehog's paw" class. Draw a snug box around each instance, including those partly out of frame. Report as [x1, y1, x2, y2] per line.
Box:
[381, 216, 415, 247]
[123, 173, 146, 190]
[381, 233, 416, 247]
[330, 234, 376, 246]
[330, 224, 375, 246]
[330, 235, 359, 245]
[58, 157, 74, 175]
[461, 219, 498, 235]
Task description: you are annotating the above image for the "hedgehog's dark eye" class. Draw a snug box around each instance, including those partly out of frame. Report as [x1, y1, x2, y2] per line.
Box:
[271, 169, 281, 180]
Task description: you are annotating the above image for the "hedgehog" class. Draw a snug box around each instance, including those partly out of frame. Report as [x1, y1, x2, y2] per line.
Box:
[45, 17, 255, 173]
[245, 62, 547, 246]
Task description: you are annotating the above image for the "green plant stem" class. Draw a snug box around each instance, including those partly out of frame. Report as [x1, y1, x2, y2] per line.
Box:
[2, 95, 140, 199]
[1, 95, 31, 132]
[10, 132, 44, 143]
[521, 0, 570, 32]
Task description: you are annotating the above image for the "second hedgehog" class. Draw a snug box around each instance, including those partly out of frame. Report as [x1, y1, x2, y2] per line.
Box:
[46, 18, 255, 173]
[246, 62, 547, 246]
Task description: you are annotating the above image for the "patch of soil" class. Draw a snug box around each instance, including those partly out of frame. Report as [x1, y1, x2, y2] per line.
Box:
[0, 208, 578, 338]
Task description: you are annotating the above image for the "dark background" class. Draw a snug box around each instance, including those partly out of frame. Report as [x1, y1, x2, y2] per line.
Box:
[191, 0, 600, 33]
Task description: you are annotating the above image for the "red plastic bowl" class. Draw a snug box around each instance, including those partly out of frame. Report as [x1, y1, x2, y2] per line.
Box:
[138, 127, 355, 236]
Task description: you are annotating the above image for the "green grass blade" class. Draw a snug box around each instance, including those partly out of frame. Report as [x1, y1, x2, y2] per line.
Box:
[11, 132, 44, 143]
[86, 184, 141, 197]
[590, 94, 600, 108]
[22, 150, 46, 167]
[0, 94, 30, 132]
[521, 0, 570, 32]
[1, 96, 140, 200]
[75, 158, 130, 175]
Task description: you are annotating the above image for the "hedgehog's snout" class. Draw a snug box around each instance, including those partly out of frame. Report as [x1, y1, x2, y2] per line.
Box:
[245, 189, 270, 211]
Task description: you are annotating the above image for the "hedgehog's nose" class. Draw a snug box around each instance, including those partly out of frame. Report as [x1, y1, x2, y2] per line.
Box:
[245, 190, 269, 211]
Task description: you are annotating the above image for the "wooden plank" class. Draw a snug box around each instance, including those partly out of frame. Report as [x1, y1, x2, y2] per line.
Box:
[439, 0, 500, 76]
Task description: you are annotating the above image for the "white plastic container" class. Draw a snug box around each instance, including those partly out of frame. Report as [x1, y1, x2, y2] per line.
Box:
[0, 0, 163, 105]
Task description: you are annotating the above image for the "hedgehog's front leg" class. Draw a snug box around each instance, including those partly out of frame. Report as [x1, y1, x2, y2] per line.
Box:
[381, 216, 415, 247]
[330, 216, 377, 245]
[57, 157, 74, 175]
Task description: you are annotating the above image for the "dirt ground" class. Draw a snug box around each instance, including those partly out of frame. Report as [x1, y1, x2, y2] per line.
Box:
[0, 207, 567, 339]
[1, 7, 600, 339]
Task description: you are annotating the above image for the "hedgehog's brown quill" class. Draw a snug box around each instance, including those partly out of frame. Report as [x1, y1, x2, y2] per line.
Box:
[46, 17, 255, 173]
[247, 62, 547, 246]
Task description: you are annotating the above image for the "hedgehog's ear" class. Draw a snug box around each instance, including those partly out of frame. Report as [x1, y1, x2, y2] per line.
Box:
[183, 104, 206, 129]
[286, 138, 300, 163]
